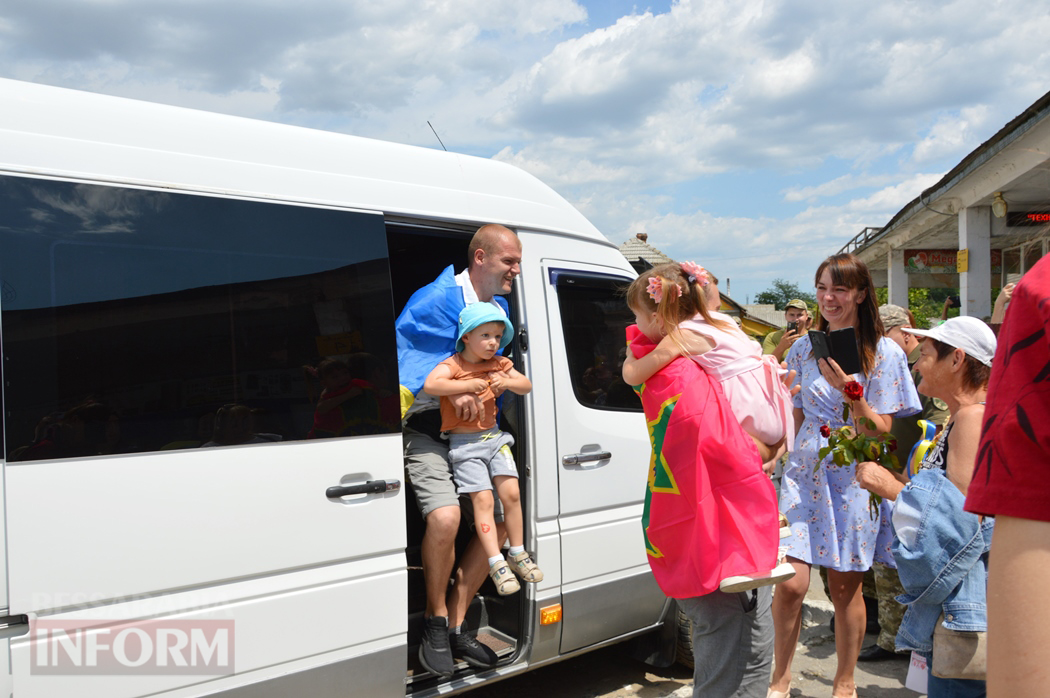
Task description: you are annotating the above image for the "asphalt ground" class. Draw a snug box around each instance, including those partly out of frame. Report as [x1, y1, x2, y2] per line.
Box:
[467, 571, 914, 698]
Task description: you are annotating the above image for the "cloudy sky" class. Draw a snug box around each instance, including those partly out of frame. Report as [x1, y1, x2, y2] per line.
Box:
[2, 0, 1048, 303]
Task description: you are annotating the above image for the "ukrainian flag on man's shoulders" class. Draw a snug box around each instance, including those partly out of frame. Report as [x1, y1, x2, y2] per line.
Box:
[395, 265, 509, 418]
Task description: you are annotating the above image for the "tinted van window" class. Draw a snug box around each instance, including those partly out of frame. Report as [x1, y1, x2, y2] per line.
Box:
[0, 176, 399, 461]
[554, 273, 641, 411]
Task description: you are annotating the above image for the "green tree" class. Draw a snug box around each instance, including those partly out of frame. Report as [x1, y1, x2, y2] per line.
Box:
[755, 278, 816, 310]
[873, 287, 1000, 329]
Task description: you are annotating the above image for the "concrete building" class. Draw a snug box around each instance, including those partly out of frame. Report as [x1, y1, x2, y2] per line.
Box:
[840, 89, 1050, 318]
[743, 304, 787, 329]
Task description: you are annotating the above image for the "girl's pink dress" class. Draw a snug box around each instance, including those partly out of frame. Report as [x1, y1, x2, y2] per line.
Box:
[679, 312, 794, 451]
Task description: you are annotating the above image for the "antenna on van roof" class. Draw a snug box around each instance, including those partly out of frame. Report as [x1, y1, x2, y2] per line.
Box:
[427, 121, 448, 152]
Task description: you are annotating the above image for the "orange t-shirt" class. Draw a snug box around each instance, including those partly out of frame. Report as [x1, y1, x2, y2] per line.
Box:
[437, 354, 513, 432]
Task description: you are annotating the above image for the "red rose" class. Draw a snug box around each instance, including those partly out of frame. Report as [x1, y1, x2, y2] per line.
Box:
[843, 381, 864, 401]
[887, 438, 898, 453]
[820, 424, 831, 438]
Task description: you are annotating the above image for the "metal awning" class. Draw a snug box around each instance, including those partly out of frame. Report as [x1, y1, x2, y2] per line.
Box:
[841, 89, 1050, 271]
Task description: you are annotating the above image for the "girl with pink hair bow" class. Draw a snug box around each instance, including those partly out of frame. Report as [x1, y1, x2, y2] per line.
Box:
[624, 261, 796, 592]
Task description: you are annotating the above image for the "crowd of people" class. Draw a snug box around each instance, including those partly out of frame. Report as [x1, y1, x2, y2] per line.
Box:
[630, 251, 1049, 698]
[392, 221, 1046, 697]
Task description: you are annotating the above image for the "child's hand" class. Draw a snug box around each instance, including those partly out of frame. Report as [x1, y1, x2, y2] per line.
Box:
[462, 377, 489, 394]
[488, 370, 509, 395]
[779, 363, 800, 398]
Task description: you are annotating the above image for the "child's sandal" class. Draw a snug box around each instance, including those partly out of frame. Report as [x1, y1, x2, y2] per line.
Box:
[508, 550, 543, 583]
[489, 561, 521, 595]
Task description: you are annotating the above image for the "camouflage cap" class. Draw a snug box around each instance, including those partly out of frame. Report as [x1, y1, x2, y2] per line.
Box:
[879, 304, 910, 329]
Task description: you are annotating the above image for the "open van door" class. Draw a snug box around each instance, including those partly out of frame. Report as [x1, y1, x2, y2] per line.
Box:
[541, 257, 667, 654]
[0, 175, 407, 698]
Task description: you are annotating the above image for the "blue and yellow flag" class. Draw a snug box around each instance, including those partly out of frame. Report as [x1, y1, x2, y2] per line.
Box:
[395, 266, 509, 417]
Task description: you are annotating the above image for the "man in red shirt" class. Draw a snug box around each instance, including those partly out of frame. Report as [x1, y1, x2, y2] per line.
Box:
[965, 253, 1050, 698]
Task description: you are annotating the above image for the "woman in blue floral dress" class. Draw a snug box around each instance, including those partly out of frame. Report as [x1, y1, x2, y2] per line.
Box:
[768, 254, 920, 698]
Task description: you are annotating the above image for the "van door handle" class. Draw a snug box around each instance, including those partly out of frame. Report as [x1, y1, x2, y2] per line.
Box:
[562, 451, 612, 465]
[326, 479, 401, 498]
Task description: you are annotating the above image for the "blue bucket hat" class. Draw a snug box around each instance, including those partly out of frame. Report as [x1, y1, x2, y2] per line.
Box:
[457, 303, 513, 353]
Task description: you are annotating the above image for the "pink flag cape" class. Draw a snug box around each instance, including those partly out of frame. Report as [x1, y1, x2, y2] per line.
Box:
[629, 325, 779, 599]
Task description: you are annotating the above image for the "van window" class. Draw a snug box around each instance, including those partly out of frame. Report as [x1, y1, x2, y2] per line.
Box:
[0, 176, 400, 461]
[554, 273, 641, 411]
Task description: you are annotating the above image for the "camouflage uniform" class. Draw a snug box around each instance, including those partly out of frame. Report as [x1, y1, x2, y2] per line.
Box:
[872, 561, 906, 651]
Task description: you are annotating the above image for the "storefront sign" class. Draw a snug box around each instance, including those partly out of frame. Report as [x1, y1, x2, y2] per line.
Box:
[904, 249, 1002, 274]
[1007, 211, 1050, 227]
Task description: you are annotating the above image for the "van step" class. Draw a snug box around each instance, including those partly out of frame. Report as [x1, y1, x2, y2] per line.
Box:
[405, 625, 517, 684]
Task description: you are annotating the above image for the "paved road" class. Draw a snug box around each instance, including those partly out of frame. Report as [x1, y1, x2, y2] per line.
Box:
[469, 573, 915, 698]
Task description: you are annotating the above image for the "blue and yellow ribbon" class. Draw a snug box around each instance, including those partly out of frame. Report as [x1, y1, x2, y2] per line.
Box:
[905, 419, 938, 479]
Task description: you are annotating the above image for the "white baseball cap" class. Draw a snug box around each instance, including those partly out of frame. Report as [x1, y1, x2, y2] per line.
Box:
[901, 316, 996, 367]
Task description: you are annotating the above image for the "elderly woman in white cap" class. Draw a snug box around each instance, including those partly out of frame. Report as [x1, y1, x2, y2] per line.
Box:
[857, 316, 996, 698]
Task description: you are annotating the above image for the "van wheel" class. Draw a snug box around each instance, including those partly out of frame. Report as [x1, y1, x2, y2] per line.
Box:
[675, 605, 694, 669]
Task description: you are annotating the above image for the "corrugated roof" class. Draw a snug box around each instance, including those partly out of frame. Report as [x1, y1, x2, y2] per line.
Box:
[619, 235, 673, 267]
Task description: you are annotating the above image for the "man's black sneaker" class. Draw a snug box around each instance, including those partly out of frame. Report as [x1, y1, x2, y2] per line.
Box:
[858, 643, 906, 662]
[419, 616, 454, 677]
[450, 630, 498, 669]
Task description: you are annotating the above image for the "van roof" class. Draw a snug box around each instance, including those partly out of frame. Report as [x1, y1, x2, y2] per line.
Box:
[0, 78, 607, 242]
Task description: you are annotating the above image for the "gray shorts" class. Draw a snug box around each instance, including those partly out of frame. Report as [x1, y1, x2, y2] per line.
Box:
[449, 429, 517, 493]
[404, 426, 504, 520]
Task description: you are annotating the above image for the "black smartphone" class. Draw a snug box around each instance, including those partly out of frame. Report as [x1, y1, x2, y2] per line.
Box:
[808, 327, 862, 375]
[808, 330, 830, 361]
[829, 327, 862, 375]
[948, 295, 961, 307]
[787, 320, 799, 332]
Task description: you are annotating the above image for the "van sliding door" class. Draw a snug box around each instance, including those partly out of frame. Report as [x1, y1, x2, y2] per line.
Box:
[0, 175, 407, 698]
[542, 260, 666, 654]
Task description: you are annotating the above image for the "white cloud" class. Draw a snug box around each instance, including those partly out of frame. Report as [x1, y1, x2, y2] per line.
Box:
[0, 0, 588, 116]
[842, 174, 943, 214]
[782, 174, 894, 203]
[912, 106, 991, 164]
[2, 0, 1049, 303]
[494, 0, 1050, 172]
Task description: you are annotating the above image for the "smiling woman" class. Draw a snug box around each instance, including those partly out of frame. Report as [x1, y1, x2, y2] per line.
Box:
[769, 253, 922, 698]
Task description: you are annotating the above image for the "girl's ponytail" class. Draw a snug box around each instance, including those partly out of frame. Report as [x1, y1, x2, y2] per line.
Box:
[650, 275, 685, 340]
[626, 262, 733, 349]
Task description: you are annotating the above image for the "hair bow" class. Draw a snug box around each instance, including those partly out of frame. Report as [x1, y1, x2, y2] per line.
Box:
[647, 276, 682, 304]
[680, 261, 710, 287]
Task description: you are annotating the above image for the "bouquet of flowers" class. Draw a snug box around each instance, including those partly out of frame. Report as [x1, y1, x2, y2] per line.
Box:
[817, 380, 900, 518]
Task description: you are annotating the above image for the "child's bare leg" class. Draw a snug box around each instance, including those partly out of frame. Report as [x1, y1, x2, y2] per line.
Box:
[468, 490, 501, 559]
[494, 474, 543, 583]
[492, 475, 522, 548]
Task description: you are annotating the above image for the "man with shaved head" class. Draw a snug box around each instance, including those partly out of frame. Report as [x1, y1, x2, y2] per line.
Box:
[396, 224, 522, 676]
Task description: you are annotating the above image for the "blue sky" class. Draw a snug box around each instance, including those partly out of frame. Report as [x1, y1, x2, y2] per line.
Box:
[1, 0, 1048, 303]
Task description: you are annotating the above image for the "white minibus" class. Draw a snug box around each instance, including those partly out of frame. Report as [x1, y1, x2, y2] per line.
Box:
[0, 78, 683, 698]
